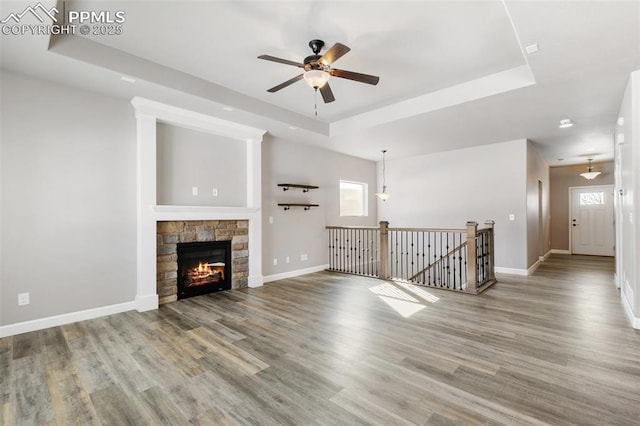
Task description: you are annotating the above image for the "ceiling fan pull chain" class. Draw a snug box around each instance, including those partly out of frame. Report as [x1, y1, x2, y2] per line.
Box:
[314, 88, 318, 117]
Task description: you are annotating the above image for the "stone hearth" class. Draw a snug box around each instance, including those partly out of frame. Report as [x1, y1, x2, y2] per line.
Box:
[157, 220, 249, 304]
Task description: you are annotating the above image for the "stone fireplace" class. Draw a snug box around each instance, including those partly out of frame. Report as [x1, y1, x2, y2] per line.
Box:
[157, 220, 249, 304]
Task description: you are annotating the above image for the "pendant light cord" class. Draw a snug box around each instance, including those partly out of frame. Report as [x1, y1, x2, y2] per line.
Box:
[382, 150, 386, 187]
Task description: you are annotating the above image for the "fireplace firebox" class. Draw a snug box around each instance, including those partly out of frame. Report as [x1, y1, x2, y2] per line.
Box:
[176, 240, 232, 299]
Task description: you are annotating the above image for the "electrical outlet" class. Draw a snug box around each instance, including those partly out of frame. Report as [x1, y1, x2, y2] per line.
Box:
[268, 216, 274, 224]
[286, 256, 290, 263]
[212, 188, 218, 197]
[192, 186, 199, 196]
[18, 292, 29, 306]
[273, 258, 278, 266]
[301, 254, 308, 261]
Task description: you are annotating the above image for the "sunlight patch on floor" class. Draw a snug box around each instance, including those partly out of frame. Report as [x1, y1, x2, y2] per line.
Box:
[369, 281, 439, 318]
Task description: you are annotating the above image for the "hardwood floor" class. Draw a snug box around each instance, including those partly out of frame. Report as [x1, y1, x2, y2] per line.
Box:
[2, 254, 639, 425]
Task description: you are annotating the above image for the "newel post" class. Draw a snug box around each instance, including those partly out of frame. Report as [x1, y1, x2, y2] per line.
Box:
[466, 221, 478, 293]
[484, 220, 496, 280]
[379, 221, 390, 279]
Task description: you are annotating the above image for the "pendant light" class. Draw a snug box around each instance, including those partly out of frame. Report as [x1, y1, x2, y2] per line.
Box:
[376, 149, 390, 201]
[580, 158, 601, 180]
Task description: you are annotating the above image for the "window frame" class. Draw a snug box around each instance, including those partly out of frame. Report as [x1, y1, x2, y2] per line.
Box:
[339, 179, 369, 217]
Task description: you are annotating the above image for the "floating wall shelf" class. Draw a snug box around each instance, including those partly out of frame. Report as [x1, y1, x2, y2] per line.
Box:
[277, 183, 319, 192]
[278, 203, 319, 211]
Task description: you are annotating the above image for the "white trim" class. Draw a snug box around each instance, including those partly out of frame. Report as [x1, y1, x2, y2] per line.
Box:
[248, 275, 264, 288]
[550, 249, 571, 255]
[495, 266, 528, 276]
[0, 301, 136, 338]
[130, 97, 266, 142]
[154, 205, 260, 221]
[621, 290, 640, 329]
[263, 264, 329, 283]
[131, 98, 266, 309]
[527, 260, 541, 275]
[538, 250, 552, 262]
[135, 294, 159, 312]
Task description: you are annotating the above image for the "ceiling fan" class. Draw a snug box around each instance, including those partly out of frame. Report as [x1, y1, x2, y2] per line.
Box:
[258, 39, 380, 104]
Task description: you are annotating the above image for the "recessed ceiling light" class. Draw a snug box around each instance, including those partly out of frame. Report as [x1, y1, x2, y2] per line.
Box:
[525, 43, 539, 54]
[288, 126, 298, 130]
[121, 76, 136, 83]
[617, 117, 624, 126]
[559, 119, 573, 129]
[222, 106, 233, 112]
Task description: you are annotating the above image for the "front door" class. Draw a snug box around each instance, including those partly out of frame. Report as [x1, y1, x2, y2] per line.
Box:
[570, 185, 614, 256]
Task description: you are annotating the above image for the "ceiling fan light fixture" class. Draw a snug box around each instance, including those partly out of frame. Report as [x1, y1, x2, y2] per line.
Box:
[303, 69, 330, 89]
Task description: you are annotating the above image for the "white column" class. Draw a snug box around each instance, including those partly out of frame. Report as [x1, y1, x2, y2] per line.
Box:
[135, 113, 159, 311]
[247, 138, 264, 287]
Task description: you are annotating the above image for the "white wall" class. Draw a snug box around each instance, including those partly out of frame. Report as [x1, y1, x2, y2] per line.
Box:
[526, 140, 550, 267]
[616, 70, 639, 328]
[377, 139, 530, 271]
[1, 71, 137, 326]
[156, 123, 247, 207]
[261, 135, 377, 278]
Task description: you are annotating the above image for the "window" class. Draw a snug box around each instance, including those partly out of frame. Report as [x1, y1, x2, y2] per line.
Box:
[340, 180, 368, 216]
[580, 192, 605, 205]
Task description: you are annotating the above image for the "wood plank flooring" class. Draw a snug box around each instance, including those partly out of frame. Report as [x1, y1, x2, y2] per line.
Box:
[1, 254, 639, 425]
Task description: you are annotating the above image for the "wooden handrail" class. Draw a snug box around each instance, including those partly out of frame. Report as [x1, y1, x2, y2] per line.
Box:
[388, 227, 466, 233]
[325, 225, 380, 230]
[407, 240, 467, 281]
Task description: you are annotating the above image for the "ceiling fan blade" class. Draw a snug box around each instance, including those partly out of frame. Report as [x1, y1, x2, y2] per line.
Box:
[258, 55, 304, 68]
[320, 43, 350, 65]
[331, 68, 380, 85]
[320, 83, 335, 103]
[267, 74, 304, 92]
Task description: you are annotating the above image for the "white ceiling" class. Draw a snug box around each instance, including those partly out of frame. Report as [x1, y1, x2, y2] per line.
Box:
[1, 0, 639, 166]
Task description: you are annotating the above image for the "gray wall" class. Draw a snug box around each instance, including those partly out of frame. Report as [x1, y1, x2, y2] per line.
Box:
[1, 71, 137, 325]
[156, 123, 247, 207]
[261, 135, 377, 277]
[377, 139, 529, 271]
[526, 141, 551, 267]
[549, 161, 614, 251]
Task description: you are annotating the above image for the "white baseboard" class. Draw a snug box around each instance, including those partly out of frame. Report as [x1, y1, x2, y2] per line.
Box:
[263, 264, 329, 283]
[539, 250, 552, 262]
[550, 249, 571, 255]
[495, 266, 528, 276]
[527, 260, 541, 275]
[0, 301, 136, 338]
[621, 289, 640, 329]
[248, 275, 264, 288]
[135, 294, 158, 312]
